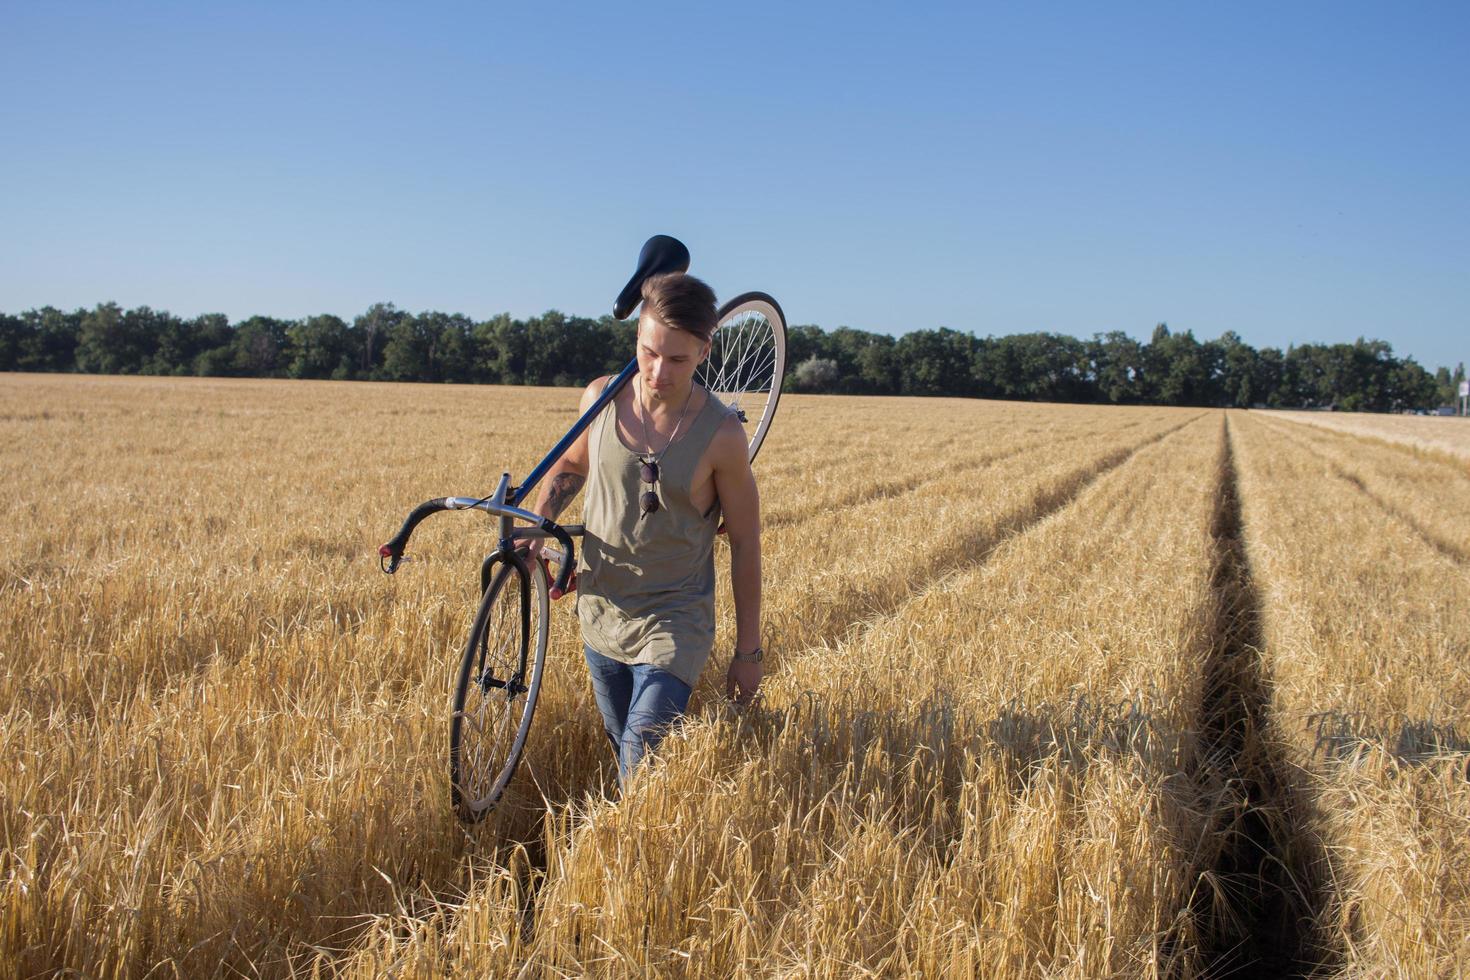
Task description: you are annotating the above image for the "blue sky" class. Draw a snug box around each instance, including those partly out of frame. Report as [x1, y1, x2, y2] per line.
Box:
[2, 2, 1466, 371]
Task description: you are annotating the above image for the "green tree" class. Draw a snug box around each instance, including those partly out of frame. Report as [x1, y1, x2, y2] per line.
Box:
[433, 313, 474, 383]
[287, 314, 353, 379]
[0, 313, 25, 370]
[1389, 359, 1438, 411]
[895, 328, 977, 397]
[142, 311, 215, 375]
[380, 311, 477, 383]
[1144, 324, 1215, 406]
[780, 325, 827, 391]
[523, 311, 575, 385]
[231, 316, 291, 377]
[1437, 362, 1466, 407]
[1252, 347, 1285, 407]
[490, 315, 532, 385]
[75, 303, 147, 374]
[380, 313, 434, 381]
[822, 327, 896, 394]
[1086, 331, 1144, 404]
[853, 334, 898, 394]
[18, 307, 82, 371]
[188, 315, 234, 376]
[595, 315, 638, 376]
[1205, 331, 1258, 407]
[470, 313, 514, 383]
[979, 333, 1092, 402]
[354, 303, 404, 379]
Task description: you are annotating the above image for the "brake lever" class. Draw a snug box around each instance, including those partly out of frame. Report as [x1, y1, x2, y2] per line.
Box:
[378, 547, 412, 575]
[540, 547, 578, 600]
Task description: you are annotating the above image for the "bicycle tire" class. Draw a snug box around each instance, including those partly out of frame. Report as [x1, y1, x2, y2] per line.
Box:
[701, 291, 787, 463]
[449, 551, 549, 821]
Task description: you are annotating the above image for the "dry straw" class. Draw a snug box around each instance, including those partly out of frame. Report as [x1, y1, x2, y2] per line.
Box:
[1233, 412, 1470, 975]
[3, 374, 1464, 978]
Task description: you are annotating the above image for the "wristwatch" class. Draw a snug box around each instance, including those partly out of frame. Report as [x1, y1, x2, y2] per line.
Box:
[732, 646, 764, 664]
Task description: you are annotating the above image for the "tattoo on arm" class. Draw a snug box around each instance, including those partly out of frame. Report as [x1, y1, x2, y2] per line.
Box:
[544, 472, 585, 520]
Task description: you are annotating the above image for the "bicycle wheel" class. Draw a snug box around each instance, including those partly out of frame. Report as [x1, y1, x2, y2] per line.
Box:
[700, 291, 787, 463]
[449, 551, 549, 822]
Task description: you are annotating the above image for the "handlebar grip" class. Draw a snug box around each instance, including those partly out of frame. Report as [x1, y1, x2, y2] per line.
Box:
[540, 519, 576, 596]
[379, 497, 451, 574]
[532, 520, 570, 599]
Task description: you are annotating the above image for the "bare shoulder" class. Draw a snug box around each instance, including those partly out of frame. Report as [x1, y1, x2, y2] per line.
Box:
[580, 375, 612, 410]
[710, 412, 753, 472]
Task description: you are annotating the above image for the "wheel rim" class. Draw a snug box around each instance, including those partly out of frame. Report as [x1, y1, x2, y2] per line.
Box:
[700, 292, 786, 463]
[451, 560, 546, 818]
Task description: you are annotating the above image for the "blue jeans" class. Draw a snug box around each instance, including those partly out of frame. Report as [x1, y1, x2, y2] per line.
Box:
[582, 644, 692, 787]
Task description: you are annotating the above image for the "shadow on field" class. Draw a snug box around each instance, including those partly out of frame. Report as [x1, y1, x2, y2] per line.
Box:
[1190, 416, 1337, 978]
[1305, 710, 1470, 771]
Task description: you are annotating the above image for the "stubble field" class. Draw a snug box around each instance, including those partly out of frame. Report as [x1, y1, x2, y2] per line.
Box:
[2, 374, 1467, 978]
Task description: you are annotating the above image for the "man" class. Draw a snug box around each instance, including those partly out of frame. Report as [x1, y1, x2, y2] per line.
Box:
[529, 272, 763, 787]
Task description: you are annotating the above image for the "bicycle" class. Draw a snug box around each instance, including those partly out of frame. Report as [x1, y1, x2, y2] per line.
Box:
[378, 236, 787, 821]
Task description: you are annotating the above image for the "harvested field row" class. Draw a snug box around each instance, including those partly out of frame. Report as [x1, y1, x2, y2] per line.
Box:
[1255, 412, 1470, 563]
[1230, 412, 1470, 976]
[755, 400, 1170, 529]
[1272, 409, 1470, 463]
[338, 414, 1248, 977]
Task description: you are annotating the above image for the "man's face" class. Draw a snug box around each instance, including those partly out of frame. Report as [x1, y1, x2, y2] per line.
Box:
[637, 313, 710, 401]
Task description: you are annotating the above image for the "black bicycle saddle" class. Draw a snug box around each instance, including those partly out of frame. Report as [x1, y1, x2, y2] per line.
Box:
[613, 234, 691, 319]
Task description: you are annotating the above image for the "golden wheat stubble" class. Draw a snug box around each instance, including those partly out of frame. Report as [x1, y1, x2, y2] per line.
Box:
[1230, 411, 1470, 975]
[361, 412, 1229, 977]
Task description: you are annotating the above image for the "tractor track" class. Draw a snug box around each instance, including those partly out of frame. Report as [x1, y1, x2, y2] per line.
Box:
[1190, 415, 1335, 977]
[1255, 415, 1470, 568]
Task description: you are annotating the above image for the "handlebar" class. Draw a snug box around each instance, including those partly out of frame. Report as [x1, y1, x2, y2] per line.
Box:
[378, 496, 578, 596]
[379, 497, 453, 573]
[536, 521, 576, 597]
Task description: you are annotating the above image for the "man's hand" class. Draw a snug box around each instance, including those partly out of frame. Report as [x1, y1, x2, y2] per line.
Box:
[522, 536, 545, 562]
[726, 656, 763, 706]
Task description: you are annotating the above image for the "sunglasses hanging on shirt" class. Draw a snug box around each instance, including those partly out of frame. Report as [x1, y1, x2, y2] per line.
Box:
[639, 457, 661, 515]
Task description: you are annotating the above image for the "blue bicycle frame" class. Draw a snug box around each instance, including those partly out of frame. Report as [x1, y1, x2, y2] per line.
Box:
[512, 357, 637, 509]
[376, 355, 640, 596]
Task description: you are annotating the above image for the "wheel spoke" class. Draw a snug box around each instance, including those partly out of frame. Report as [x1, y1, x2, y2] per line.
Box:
[700, 301, 782, 460]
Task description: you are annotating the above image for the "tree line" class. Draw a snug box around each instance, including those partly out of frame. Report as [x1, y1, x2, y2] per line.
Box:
[1, 301, 1462, 411]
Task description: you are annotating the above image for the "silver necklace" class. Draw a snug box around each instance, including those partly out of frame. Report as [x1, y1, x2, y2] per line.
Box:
[635, 378, 695, 517]
[637, 379, 693, 467]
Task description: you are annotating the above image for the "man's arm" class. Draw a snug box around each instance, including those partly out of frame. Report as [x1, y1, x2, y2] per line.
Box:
[525, 378, 605, 554]
[711, 417, 762, 703]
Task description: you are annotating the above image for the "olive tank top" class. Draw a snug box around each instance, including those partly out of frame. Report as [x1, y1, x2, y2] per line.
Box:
[576, 385, 731, 687]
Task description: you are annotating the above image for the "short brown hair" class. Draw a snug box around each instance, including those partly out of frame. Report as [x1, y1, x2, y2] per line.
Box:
[640, 273, 718, 343]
